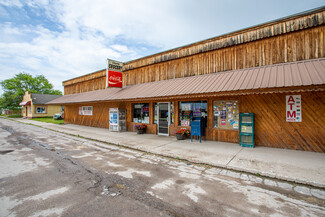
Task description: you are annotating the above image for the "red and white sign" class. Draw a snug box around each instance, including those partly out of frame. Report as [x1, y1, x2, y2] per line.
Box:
[79, 106, 93, 116]
[107, 70, 122, 88]
[286, 95, 302, 122]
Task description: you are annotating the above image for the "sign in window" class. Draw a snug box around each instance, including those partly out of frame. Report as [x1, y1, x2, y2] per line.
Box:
[79, 106, 93, 116]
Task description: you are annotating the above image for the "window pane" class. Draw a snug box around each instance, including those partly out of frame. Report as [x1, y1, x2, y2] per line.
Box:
[133, 103, 149, 123]
[179, 101, 207, 127]
[36, 107, 45, 113]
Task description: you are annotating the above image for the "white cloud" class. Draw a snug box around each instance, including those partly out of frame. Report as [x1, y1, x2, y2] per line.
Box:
[0, 0, 324, 93]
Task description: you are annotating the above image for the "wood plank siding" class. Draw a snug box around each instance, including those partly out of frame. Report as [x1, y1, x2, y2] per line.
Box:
[63, 91, 325, 152]
[63, 9, 325, 95]
[240, 92, 325, 152]
[64, 69, 106, 95]
[123, 26, 325, 87]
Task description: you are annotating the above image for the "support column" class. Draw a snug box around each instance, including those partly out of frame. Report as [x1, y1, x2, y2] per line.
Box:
[174, 100, 179, 127]
[149, 101, 154, 125]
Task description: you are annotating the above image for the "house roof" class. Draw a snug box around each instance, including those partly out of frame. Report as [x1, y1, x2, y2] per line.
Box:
[31, 93, 62, 105]
[47, 58, 325, 105]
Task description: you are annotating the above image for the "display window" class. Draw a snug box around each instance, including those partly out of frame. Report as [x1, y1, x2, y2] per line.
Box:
[213, 100, 239, 130]
[79, 106, 93, 115]
[36, 107, 46, 114]
[179, 101, 207, 127]
[133, 103, 149, 123]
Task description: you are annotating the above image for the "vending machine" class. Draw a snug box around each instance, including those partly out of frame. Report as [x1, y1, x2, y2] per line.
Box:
[109, 108, 126, 132]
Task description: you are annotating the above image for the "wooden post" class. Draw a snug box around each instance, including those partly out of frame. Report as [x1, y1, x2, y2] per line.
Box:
[207, 99, 213, 129]
[149, 101, 154, 125]
[174, 100, 179, 127]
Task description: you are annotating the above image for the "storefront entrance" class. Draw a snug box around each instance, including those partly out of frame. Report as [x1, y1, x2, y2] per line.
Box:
[158, 102, 169, 136]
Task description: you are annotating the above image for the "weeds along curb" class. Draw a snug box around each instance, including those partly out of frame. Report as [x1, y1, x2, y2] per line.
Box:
[3, 117, 325, 194]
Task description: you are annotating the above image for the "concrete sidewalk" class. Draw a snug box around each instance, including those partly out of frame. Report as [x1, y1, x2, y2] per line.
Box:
[12, 118, 325, 188]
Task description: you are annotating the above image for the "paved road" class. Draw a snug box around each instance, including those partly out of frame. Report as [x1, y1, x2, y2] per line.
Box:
[0, 118, 324, 217]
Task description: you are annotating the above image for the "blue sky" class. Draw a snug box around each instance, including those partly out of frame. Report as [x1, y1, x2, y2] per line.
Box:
[0, 0, 324, 93]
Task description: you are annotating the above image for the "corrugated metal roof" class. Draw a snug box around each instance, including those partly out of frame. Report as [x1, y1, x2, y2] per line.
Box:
[47, 58, 325, 105]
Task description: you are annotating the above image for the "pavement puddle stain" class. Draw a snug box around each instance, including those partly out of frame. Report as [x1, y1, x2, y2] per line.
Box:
[34, 157, 51, 167]
[179, 172, 201, 180]
[151, 179, 174, 190]
[0, 151, 49, 179]
[0, 196, 22, 217]
[25, 187, 69, 201]
[107, 161, 122, 167]
[71, 151, 97, 159]
[114, 169, 151, 179]
[30, 207, 65, 217]
[139, 158, 158, 165]
[146, 191, 163, 200]
[117, 152, 136, 159]
[182, 184, 207, 203]
[203, 173, 325, 216]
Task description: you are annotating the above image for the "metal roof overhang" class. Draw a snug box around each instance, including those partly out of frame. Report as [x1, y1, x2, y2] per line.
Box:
[47, 58, 325, 105]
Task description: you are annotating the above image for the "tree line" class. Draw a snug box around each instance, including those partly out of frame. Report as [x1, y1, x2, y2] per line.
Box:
[0, 73, 62, 111]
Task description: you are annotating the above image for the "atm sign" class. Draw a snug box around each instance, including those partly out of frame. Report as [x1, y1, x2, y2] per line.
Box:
[286, 95, 302, 122]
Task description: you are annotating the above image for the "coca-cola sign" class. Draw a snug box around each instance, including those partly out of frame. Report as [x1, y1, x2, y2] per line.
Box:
[108, 70, 122, 88]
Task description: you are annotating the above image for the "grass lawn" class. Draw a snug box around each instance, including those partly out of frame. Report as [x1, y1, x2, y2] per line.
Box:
[7, 114, 22, 118]
[32, 117, 64, 124]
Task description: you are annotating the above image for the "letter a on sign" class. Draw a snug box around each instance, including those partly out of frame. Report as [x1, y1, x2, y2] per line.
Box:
[286, 95, 302, 122]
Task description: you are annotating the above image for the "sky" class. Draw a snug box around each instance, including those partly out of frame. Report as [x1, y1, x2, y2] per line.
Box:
[0, 0, 324, 94]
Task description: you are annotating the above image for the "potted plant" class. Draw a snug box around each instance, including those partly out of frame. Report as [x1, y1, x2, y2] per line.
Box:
[134, 123, 147, 134]
[175, 128, 190, 140]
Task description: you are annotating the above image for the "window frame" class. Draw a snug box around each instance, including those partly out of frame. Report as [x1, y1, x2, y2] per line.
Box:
[178, 101, 207, 127]
[133, 103, 150, 123]
[79, 106, 93, 116]
[36, 106, 46, 114]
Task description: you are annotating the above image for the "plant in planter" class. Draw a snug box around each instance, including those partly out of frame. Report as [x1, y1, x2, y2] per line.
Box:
[175, 128, 190, 140]
[134, 123, 147, 134]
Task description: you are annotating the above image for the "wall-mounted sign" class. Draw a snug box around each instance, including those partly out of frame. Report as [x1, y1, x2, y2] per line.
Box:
[79, 106, 93, 116]
[108, 70, 122, 88]
[286, 95, 302, 122]
[106, 59, 123, 88]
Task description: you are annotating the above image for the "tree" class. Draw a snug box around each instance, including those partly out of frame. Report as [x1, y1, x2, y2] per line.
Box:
[0, 72, 62, 110]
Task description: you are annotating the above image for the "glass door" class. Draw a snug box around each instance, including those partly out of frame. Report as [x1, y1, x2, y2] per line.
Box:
[158, 103, 169, 136]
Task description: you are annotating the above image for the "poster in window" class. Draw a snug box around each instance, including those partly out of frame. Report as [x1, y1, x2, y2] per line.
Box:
[193, 107, 201, 117]
[181, 103, 191, 111]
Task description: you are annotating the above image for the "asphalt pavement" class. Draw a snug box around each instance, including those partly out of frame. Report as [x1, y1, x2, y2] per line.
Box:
[8, 117, 325, 189]
[1, 118, 325, 216]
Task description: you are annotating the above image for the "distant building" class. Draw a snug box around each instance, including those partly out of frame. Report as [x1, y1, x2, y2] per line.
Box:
[20, 91, 62, 118]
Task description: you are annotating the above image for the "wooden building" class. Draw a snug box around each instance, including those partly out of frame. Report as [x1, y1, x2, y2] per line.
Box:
[48, 7, 325, 153]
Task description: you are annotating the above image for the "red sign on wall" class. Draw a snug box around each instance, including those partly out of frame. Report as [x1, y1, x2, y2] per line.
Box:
[286, 95, 302, 122]
[108, 70, 122, 88]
